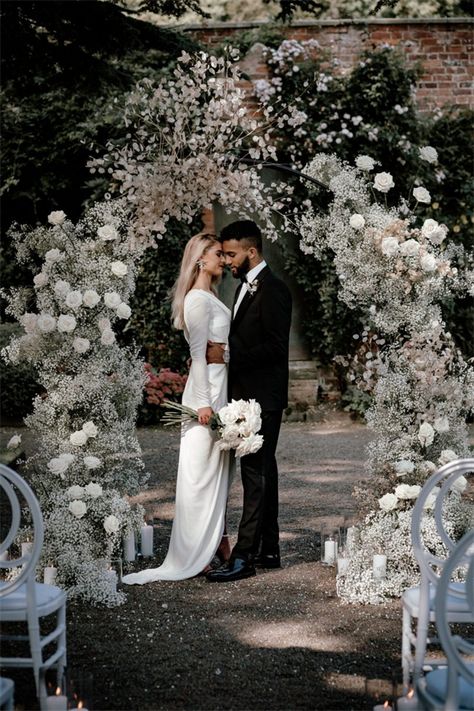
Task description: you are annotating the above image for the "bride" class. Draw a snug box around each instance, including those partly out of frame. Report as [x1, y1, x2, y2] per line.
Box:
[123, 232, 232, 584]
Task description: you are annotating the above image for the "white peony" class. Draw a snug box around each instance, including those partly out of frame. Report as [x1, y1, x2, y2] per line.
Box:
[451, 475, 467, 494]
[399, 239, 420, 257]
[84, 455, 102, 469]
[419, 145, 438, 163]
[421, 219, 448, 245]
[82, 421, 98, 438]
[7, 434, 21, 450]
[104, 514, 120, 535]
[97, 224, 119, 241]
[381, 237, 399, 257]
[438, 449, 457, 465]
[37, 314, 57, 333]
[236, 433, 264, 457]
[413, 186, 431, 203]
[394, 460, 415, 476]
[65, 290, 83, 309]
[45, 248, 62, 263]
[420, 253, 437, 272]
[395, 484, 421, 500]
[70, 430, 88, 447]
[101, 328, 116, 346]
[349, 213, 365, 230]
[73, 337, 90, 354]
[418, 422, 435, 447]
[379, 492, 398, 512]
[355, 155, 376, 171]
[104, 292, 122, 309]
[67, 485, 85, 499]
[33, 272, 48, 288]
[116, 302, 131, 320]
[54, 280, 71, 297]
[373, 172, 395, 193]
[85, 482, 103, 498]
[57, 314, 77, 333]
[111, 261, 128, 278]
[21, 313, 38, 334]
[48, 210, 66, 225]
[83, 289, 101, 308]
[218, 401, 241, 426]
[47, 457, 70, 476]
[434, 416, 450, 433]
[69, 499, 87, 518]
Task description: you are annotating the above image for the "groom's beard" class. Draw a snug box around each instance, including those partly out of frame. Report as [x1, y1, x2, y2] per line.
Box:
[234, 256, 250, 280]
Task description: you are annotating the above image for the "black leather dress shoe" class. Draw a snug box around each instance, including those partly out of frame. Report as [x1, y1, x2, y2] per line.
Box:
[206, 557, 256, 582]
[253, 552, 281, 568]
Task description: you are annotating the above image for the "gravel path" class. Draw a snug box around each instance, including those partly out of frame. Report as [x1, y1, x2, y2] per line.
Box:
[2, 413, 406, 710]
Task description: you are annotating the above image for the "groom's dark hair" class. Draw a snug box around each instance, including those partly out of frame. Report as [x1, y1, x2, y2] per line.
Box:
[220, 220, 263, 254]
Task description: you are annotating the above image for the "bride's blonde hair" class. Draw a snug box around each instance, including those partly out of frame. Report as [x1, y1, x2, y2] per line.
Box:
[171, 232, 221, 330]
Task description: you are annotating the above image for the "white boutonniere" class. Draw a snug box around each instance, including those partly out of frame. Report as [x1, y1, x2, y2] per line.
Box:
[246, 278, 259, 295]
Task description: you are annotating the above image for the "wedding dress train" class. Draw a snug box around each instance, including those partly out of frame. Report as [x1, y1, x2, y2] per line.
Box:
[123, 289, 231, 583]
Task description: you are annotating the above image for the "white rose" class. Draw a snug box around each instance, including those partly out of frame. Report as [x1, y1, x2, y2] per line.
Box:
[37, 314, 57, 333]
[104, 292, 122, 309]
[116, 302, 131, 320]
[60, 453, 76, 465]
[97, 224, 118, 241]
[373, 172, 395, 193]
[395, 484, 421, 500]
[98, 317, 111, 332]
[421, 219, 448, 245]
[69, 499, 87, 518]
[413, 186, 431, 204]
[45, 248, 62, 263]
[394, 460, 415, 476]
[21, 313, 38, 334]
[101, 328, 116, 346]
[7, 434, 21, 450]
[420, 253, 437, 272]
[73, 337, 90, 354]
[47, 457, 70, 476]
[218, 402, 240, 426]
[67, 485, 85, 500]
[381, 237, 399, 257]
[85, 482, 103, 498]
[33, 272, 48, 288]
[236, 433, 263, 457]
[451, 475, 467, 494]
[220, 424, 241, 445]
[83, 289, 101, 308]
[438, 449, 457, 465]
[379, 492, 398, 511]
[419, 145, 438, 163]
[399, 239, 420, 257]
[84, 455, 102, 469]
[355, 155, 376, 171]
[418, 422, 435, 447]
[104, 514, 120, 535]
[57, 314, 77, 333]
[421, 460, 437, 475]
[424, 487, 441, 509]
[111, 261, 128, 278]
[350, 213, 365, 230]
[48, 210, 66, 225]
[434, 416, 450, 433]
[65, 290, 83, 309]
[70, 430, 88, 447]
[82, 421, 98, 438]
[54, 280, 71, 297]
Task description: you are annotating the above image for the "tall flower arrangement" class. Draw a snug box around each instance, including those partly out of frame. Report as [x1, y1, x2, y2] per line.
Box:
[298, 152, 474, 602]
[2, 200, 149, 605]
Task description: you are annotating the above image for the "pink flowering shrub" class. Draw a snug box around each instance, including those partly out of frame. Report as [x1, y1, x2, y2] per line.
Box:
[144, 364, 187, 407]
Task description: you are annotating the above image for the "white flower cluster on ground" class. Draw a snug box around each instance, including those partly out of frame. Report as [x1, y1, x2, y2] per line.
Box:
[298, 152, 474, 602]
[2, 199, 149, 605]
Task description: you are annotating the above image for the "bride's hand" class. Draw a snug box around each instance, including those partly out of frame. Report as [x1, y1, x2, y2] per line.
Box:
[197, 407, 213, 425]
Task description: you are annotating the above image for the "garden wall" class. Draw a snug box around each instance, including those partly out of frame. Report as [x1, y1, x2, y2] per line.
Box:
[183, 18, 473, 111]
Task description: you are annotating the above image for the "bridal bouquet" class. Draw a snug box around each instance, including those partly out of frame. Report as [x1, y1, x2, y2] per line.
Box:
[162, 399, 263, 457]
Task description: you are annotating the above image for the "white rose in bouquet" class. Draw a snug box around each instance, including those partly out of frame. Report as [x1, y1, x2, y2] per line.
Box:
[54, 280, 71, 297]
[82, 421, 98, 438]
[418, 422, 435, 447]
[45, 248, 62, 263]
[7, 434, 21, 450]
[97, 224, 118, 241]
[419, 145, 438, 164]
[21, 313, 38, 334]
[116, 302, 131, 320]
[83, 289, 101, 308]
[111, 261, 128, 278]
[355, 155, 376, 171]
[381, 237, 399, 257]
[394, 460, 415, 476]
[69, 499, 87, 518]
[34, 272, 48, 288]
[104, 514, 120, 535]
[218, 401, 241, 426]
[48, 210, 66, 225]
[73, 337, 90, 354]
[420, 253, 437, 272]
[57, 314, 77, 333]
[37, 314, 57, 333]
[236, 433, 264, 457]
[85, 482, 103, 498]
[434, 416, 449, 433]
[70, 430, 88, 447]
[104, 292, 122, 309]
[65, 291, 83, 309]
[373, 172, 395, 193]
[379, 492, 398, 512]
[84, 455, 102, 469]
[218, 424, 241, 450]
[67, 485, 85, 499]
[101, 328, 116, 346]
[413, 186, 431, 204]
[399, 239, 420, 257]
[47, 457, 70, 476]
[421, 219, 448, 245]
[349, 213, 365, 230]
[438, 449, 457, 465]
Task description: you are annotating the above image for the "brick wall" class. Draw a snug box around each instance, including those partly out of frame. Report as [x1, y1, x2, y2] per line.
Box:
[183, 18, 473, 111]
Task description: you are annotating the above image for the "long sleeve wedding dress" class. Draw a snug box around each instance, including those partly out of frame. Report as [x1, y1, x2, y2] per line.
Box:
[122, 289, 231, 583]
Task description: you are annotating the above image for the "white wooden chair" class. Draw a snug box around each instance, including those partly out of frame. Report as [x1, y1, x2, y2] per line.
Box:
[0, 677, 14, 711]
[0, 464, 67, 710]
[416, 529, 474, 710]
[401, 458, 474, 693]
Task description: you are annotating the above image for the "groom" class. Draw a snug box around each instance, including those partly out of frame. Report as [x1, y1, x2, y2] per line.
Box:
[207, 220, 292, 583]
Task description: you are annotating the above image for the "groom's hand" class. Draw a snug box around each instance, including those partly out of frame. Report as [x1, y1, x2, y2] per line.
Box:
[206, 341, 226, 364]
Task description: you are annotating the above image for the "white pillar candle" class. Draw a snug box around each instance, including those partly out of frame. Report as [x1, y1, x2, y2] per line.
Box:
[43, 566, 57, 585]
[123, 531, 136, 562]
[324, 538, 337, 565]
[397, 690, 420, 709]
[141, 524, 153, 557]
[373, 703, 391, 711]
[21, 541, 34, 558]
[105, 568, 117, 593]
[46, 689, 67, 711]
[373, 554, 387, 581]
[337, 557, 350, 575]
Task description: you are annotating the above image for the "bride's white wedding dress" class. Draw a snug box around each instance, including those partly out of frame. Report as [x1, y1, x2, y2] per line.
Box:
[122, 289, 231, 584]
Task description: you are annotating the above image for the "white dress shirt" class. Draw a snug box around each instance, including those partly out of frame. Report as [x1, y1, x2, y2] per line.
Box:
[233, 260, 267, 317]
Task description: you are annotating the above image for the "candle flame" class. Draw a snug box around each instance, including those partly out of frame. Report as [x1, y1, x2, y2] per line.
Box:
[78, 702, 84, 709]
[408, 689, 415, 699]
[383, 702, 390, 709]
[55, 687, 61, 696]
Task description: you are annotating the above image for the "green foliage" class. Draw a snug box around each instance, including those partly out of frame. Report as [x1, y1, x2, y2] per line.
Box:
[0, 323, 40, 424]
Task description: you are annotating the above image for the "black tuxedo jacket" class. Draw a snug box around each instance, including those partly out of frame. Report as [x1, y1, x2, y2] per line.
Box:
[228, 266, 292, 411]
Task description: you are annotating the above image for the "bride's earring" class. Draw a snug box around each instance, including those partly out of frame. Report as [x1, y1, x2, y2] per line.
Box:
[197, 259, 205, 271]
